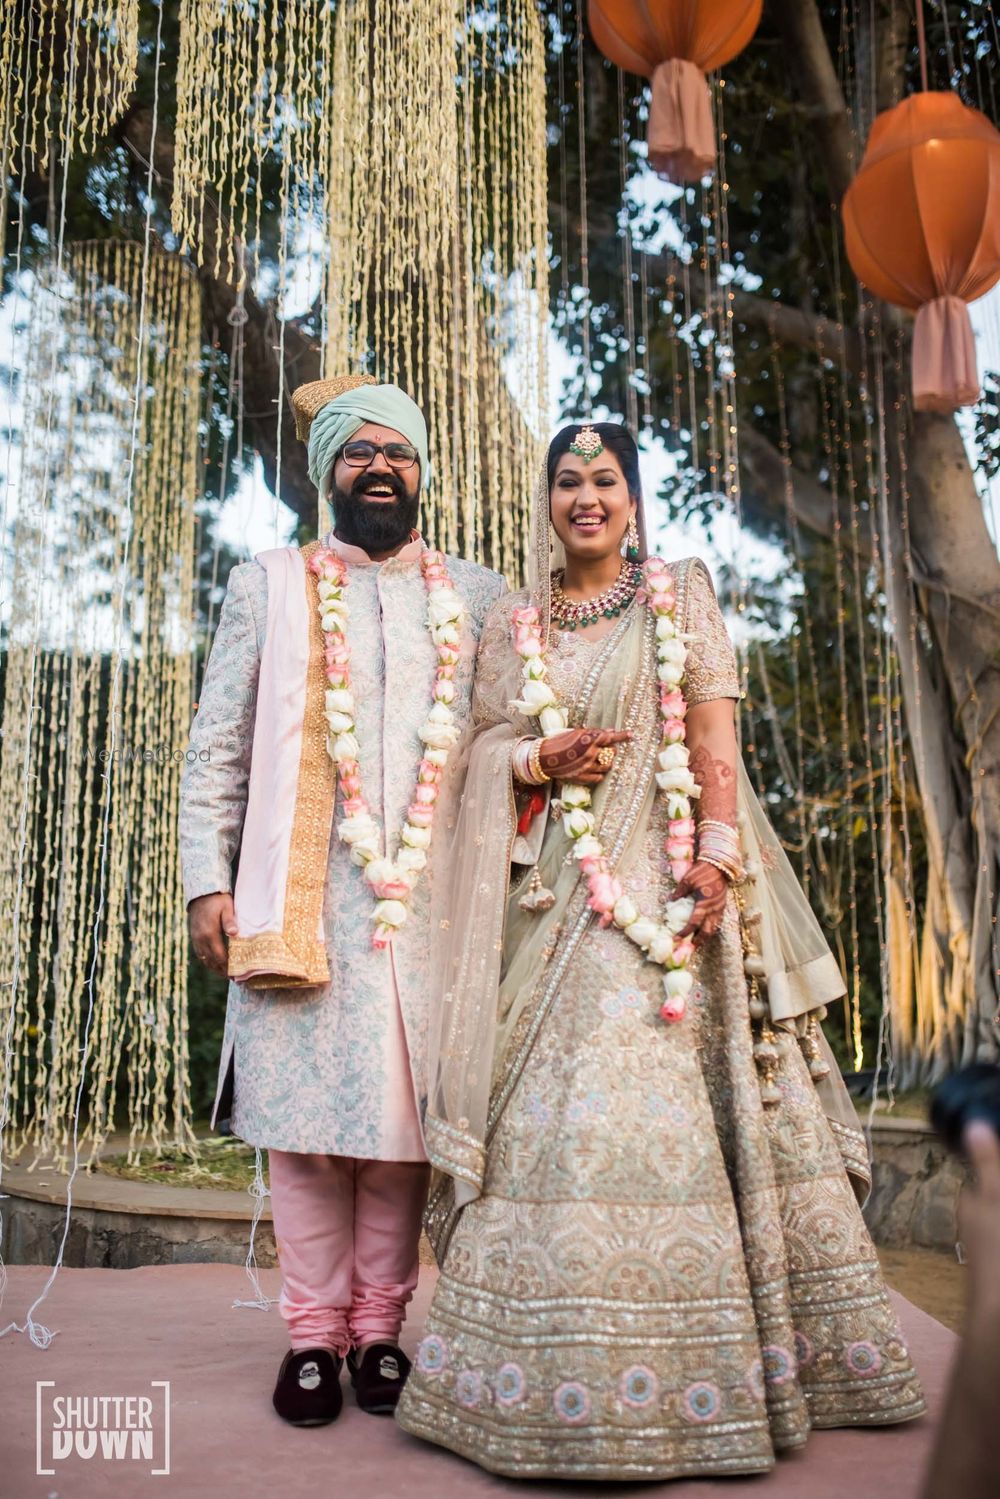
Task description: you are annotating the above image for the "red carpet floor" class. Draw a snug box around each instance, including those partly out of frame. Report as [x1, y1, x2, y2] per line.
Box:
[0, 1265, 954, 1498]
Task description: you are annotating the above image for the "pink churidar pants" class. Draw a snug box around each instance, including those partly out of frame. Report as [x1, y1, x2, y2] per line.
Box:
[267, 1150, 430, 1358]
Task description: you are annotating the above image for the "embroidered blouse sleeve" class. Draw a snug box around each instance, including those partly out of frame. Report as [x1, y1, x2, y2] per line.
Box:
[178, 563, 262, 905]
[682, 560, 740, 705]
[471, 595, 518, 729]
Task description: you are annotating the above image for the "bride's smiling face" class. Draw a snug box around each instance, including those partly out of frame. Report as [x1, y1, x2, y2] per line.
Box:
[549, 450, 637, 563]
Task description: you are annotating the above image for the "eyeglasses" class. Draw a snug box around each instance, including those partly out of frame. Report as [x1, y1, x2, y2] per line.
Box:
[338, 439, 419, 472]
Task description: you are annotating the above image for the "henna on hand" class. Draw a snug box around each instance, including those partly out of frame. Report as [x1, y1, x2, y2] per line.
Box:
[539, 727, 631, 785]
[674, 859, 729, 947]
[542, 728, 599, 777]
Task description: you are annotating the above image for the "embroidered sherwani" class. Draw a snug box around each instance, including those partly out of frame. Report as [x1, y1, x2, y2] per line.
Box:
[179, 534, 506, 1161]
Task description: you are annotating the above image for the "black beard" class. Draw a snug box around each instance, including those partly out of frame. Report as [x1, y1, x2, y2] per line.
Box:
[330, 471, 420, 554]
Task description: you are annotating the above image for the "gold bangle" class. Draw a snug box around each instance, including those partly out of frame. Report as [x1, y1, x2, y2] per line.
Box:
[528, 738, 550, 784]
[698, 835, 741, 857]
[512, 738, 535, 784]
[699, 852, 743, 884]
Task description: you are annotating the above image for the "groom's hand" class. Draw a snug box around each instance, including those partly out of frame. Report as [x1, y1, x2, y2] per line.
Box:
[188, 892, 238, 976]
[539, 728, 631, 786]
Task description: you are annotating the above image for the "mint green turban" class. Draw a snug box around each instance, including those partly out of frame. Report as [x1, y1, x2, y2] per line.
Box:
[307, 382, 429, 494]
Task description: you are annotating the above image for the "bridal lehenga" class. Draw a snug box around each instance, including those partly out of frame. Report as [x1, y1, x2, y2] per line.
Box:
[396, 473, 924, 1481]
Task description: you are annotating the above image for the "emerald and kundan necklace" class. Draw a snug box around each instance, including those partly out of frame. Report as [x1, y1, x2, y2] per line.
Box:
[549, 561, 642, 630]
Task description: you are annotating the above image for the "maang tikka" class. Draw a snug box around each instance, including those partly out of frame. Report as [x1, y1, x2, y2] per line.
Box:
[568, 425, 604, 462]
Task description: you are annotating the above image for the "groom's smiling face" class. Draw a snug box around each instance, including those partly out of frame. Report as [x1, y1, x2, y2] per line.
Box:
[329, 420, 421, 554]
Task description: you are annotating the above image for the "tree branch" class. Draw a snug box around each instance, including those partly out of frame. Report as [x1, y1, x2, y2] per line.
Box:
[115, 105, 320, 529]
[876, 0, 912, 112]
[767, 0, 858, 203]
[729, 287, 863, 376]
[738, 422, 869, 556]
[547, 197, 864, 374]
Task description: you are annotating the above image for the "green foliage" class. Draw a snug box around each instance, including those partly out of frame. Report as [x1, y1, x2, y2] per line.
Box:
[185, 952, 229, 1122]
[973, 370, 1000, 480]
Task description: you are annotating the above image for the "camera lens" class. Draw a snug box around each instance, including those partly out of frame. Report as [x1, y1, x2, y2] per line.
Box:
[929, 1063, 1000, 1155]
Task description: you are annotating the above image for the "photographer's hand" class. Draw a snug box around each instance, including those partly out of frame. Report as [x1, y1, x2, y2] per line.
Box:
[959, 1120, 1000, 1321]
[920, 1119, 1000, 1499]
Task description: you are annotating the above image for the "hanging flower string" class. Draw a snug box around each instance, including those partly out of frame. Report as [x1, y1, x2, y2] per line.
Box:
[309, 546, 465, 948]
[510, 558, 699, 1021]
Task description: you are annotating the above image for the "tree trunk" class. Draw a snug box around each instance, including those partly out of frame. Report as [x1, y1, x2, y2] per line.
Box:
[765, 0, 1000, 1069]
[905, 411, 1000, 1062]
[882, 435, 979, 1080]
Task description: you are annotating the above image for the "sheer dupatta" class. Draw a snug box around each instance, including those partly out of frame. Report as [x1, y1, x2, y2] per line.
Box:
[424, 448, 866, 1225]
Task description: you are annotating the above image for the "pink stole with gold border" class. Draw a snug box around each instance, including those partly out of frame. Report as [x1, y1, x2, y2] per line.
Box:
[227, 539, 335, 989]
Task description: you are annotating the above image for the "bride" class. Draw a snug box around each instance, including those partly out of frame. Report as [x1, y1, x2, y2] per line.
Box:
[396, 421, 924, 1480]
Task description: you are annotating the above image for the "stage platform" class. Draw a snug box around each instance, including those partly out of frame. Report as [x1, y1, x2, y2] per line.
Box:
[0, 1265, 954, 1498]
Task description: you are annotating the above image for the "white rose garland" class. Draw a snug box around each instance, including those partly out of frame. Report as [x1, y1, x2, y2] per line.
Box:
[309, 546, 465, 948]
[509, 560, 701, 1022]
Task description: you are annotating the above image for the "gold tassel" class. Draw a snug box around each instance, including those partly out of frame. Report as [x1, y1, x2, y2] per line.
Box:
[798, 1013, 831, 1081]
[735, 863, 781, 1107]
[518, 867, 556, 913]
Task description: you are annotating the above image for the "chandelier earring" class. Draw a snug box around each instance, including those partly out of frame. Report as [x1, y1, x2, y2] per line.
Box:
[623, 511, 640, 562]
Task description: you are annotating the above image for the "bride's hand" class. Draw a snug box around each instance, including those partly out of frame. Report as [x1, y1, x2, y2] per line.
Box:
[539, 728, 631, 785]
[673, 860, 728, 946]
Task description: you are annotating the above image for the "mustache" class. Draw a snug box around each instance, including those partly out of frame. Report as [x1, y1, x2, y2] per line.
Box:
[351, 469, 407, 500]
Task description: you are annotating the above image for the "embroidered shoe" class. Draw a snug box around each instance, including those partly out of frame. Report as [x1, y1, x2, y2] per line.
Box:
[272, 1347, 344, 1427]
[346, 1342, 412, 1414]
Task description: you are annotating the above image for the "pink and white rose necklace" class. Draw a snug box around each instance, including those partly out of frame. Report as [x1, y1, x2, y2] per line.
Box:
[309, 544, 465, 949]
[510, 557, 699, 1021]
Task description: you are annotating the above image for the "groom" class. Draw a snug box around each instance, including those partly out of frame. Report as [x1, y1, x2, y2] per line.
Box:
[178, 373, 505, 1427]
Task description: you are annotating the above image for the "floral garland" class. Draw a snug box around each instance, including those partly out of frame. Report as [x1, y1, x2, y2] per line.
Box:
[510, 557, 700, 1021]
[308, 545, 465, 948]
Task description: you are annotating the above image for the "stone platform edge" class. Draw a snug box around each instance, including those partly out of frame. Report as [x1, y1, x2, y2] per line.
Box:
[1, 1133, 273, 1223]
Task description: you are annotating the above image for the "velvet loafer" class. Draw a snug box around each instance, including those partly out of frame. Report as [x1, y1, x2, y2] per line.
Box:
[346, 1343, 412, 1414]
[272, 1347, 344, 1427]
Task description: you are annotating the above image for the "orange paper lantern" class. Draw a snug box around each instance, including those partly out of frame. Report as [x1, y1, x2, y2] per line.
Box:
[842, 92, 1000, 412]
[588, 0, 762, 181]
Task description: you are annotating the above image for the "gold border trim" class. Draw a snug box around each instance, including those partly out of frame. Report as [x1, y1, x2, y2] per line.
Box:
[227, 541, 336, 990]
[228, 931, 330, 989]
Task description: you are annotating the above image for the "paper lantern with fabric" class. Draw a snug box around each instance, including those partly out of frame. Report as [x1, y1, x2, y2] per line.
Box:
[842, 92, 1000, 413]
[587, 0, 762, 181]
